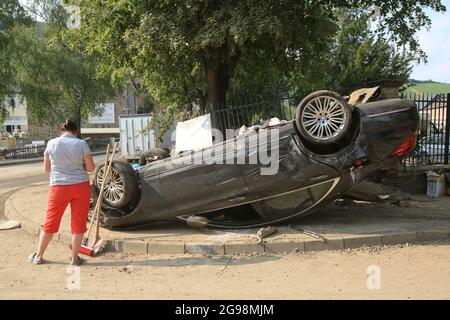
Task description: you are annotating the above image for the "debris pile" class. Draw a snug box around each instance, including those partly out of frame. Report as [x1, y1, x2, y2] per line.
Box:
[343, 180, 428, 208]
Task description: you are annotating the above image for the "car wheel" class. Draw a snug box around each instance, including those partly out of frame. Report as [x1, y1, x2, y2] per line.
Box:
[94, 160, 138, 209]
[138, 148, 171, 166]
[295, 90, 352, 145]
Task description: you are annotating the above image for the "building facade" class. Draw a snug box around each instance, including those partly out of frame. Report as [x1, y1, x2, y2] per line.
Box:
[1, 83, 145, 143]
[1, 95, 28, 136]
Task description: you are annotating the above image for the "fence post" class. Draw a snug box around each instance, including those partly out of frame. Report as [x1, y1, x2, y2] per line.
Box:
[444, 93, 450, 165]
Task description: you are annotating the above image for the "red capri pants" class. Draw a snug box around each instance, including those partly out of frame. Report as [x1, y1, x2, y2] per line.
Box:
[43, 181, 91, 235]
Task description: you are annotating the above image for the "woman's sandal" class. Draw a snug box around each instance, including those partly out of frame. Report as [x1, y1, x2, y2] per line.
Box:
[28, 253, 45, 265]
[70, 256, 86, 267]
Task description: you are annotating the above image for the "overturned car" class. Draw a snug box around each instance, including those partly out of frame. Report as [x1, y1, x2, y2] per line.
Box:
[93, 89, 419, 229]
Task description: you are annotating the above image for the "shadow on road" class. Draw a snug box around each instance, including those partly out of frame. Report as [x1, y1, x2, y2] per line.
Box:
[48, 254, 281, 268]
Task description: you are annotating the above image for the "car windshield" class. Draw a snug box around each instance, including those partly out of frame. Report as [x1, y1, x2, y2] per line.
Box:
[253, 180, 335, 221]
[199, 180, 336, 228]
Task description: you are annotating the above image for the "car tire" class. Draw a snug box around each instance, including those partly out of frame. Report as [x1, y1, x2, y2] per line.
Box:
[93, 160, 138, 209]
[138, 148, 171, 166]
[295, 90, 352, 145]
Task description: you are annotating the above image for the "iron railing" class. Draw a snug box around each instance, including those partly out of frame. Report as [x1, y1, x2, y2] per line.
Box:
[211, 92, 449, 166]
[402, 93, 449, 166]
[211, 94, 301, 133]
[0, 145, 46, 160]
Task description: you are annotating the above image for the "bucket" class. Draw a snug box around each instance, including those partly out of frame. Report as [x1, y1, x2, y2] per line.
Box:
[427, 173, 447, 198]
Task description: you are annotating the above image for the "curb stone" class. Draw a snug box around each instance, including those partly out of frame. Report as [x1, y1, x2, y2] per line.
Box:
[147, 242, 185, 255]
[264, 241, 305, 254]
[344, 235, 382, 249]
[304, 239, 344, 252]
[119, 240, 148, 254]
[224, 243, 265, 255]
[381, 232, 418, 245]
[5, 188, 450, 256]
[417, 230, 450, 242]
[185, 242, 225, 255]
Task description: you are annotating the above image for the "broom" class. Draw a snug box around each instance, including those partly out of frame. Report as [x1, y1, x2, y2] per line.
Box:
[77, 143, 118, 256]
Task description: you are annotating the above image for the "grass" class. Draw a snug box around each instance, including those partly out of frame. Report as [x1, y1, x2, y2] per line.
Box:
[403, 80, 450, 96]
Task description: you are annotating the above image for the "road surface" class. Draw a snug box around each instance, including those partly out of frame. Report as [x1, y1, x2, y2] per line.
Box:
[0, 227, 449, 299]
[1, 157, 450, 300]
[0, 155, 105, 219]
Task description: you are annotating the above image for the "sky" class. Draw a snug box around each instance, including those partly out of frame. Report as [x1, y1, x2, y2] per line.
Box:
[411, 0, 450, 83]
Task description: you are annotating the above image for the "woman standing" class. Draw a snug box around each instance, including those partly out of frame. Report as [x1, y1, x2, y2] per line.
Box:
[28, 119, 95, 266]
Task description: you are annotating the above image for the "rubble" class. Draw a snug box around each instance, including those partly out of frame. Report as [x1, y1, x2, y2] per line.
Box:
[186, 216, 209, 228]
[344, 180, 389, 202]
[256, 226, 278, 243]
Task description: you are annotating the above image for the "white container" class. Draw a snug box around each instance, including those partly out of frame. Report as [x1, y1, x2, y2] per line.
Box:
[119, 114, 156, 160]
[426, 173, 447, 198]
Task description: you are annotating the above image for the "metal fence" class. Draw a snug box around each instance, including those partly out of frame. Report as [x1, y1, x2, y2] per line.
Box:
[211, 92, 450, 166]
[212, 94, 300, 133]
[402, 93, 450, 166]
[0, 145, 46, 160]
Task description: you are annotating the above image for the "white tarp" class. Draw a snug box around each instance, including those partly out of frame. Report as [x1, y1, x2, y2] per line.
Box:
[175, 114, 212, 153]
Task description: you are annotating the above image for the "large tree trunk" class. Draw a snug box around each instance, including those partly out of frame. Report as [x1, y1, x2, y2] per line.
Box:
[205, 63, 229, 131]
[202, 41, 241, 131]
[206, 66, 228, 108]
[73, 86, 84, 138]
[74, 104, 82, 139]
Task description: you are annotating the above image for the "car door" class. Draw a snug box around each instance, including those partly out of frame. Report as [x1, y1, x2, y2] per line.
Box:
[241, 130, 340, 202]
[158, 143, 249, 215]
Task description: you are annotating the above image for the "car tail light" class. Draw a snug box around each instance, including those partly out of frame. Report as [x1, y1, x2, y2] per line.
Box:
[391, 133, 417, 158]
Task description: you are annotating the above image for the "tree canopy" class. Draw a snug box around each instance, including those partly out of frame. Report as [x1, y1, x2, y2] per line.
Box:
[1, 0, 447, 133]
[310, 9, 416, 96]
[0, 0, 30, 122]
[65, 0, 445, 111]
[2, 1, 117, 133]
[12, 23, 117, 131]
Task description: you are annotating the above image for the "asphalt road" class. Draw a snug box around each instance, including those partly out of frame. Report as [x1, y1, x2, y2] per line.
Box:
[1, 156, 450, 300]
[0, 155, 105, 219]
[0, 155, 105, 188]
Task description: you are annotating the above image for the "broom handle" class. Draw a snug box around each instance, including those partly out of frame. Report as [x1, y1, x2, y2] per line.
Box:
[93, 143, 115, 217]
[94, 142, 119, 241]
[92, 143, 117, 231]
[85, 143, 110, 241]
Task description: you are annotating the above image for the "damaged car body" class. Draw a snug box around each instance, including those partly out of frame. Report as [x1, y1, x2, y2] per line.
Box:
[93, 89, 419, 229]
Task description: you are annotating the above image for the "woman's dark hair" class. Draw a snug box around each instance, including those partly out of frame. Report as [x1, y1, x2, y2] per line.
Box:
[61, 118, 78, 133]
